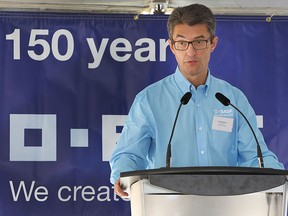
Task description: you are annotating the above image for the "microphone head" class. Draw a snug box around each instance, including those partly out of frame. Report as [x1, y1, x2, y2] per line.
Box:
[215, 92, 230, 106]
[180, 92, 192, 105]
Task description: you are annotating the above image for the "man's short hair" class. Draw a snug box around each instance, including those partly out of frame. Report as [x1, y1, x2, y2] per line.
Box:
[167, 4, 216, 40]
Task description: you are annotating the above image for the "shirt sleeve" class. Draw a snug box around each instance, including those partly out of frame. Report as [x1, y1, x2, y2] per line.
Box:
[233, 91, 284, 169]
[109, 92, 153, 184]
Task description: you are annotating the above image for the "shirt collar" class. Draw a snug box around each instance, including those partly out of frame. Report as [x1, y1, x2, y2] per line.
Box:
[174, 66, 211, 95]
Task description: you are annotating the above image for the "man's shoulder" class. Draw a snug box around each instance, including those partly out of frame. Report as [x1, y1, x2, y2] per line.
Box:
[211, 75, 248, 103]
[139, 74, 175, 95]
[211, 75, 243, 93]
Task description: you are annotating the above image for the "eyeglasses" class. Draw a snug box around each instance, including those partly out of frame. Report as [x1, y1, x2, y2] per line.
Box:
[172, 37, 212, 51]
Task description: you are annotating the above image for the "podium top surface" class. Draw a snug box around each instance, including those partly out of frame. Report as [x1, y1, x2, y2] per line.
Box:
[120, 167, 288, 196]
[120, 166, 288, 178]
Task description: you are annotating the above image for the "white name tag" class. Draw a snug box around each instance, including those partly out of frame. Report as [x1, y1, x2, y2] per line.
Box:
[212, 116, 234, 132]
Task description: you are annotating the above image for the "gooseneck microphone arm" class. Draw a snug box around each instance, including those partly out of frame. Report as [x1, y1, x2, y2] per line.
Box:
[215, 92, 264, 168]
[166, 92, 192, 168]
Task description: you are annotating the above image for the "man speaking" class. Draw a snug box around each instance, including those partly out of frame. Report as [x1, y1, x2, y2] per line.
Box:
[109, 3, 284, 197]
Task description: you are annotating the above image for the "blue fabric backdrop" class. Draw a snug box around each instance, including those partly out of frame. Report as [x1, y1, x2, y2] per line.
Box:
[0, 12, 287, 215]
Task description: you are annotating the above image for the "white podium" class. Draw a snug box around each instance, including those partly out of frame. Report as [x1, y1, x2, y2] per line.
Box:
[120, 167, 288, 216]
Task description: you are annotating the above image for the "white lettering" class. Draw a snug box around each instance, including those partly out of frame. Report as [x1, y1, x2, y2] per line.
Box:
[81, 186, 95, 201]
[10, 114, 57, 161]
[9, 181, 48, 202]
[58, 185, 95, 202]
[9, 181, 131, 202]
[135, 38, 156, 62]
[159, 39, 169, 61]
[87, 37, 170, 69]
[51, 29, 74, 61]
[87, 38, 109, 69]
[256, 115, 263, 128]
[34, 186, 49, 202]
[110, 38, 132, 62]
[58, 186, 71, 202]
[6, 28, 170, 68]
[102, 115, 127, 161]
[97, 186, 111, 201]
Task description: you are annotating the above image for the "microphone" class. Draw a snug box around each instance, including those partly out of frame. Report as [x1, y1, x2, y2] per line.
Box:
[215, 92, 264, 168]
[166, 92, 192, 168]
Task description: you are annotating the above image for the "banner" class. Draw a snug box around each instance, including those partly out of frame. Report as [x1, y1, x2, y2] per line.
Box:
[0, 11, 287, 215]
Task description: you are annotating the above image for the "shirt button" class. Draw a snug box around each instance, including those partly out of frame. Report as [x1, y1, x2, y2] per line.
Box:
[199, 127, 202, 131]
[201, 151, 205, 154]
[197, 104, 200, 107]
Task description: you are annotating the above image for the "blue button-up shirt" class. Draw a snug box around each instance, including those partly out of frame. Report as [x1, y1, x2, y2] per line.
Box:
[110, 67, 284, 184]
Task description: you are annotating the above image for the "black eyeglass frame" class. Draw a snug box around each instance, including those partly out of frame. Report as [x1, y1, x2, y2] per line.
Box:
[172, 37, 213, 51]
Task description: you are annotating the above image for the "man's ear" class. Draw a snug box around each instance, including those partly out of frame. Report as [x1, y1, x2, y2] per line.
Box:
[168, 39, 175, 54]
[210, 36, 218, 53]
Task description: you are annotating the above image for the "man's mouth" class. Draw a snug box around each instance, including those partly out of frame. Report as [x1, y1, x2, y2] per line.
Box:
[186, 60, 197, 65]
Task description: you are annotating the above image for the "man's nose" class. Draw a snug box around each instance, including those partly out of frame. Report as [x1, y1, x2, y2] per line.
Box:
[186, 43, 197, 55]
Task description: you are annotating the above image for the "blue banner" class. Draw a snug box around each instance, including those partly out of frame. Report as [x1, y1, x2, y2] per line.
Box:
[0, 12, 287, 215]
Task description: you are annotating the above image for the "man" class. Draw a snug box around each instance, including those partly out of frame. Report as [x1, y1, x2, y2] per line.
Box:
[110, 4, 284, 197]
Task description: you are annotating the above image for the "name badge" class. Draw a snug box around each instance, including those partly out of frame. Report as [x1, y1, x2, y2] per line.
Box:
[212, 116, 234, 132]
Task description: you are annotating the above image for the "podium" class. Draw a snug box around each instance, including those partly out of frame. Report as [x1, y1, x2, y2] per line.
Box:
[120, 167, 288, 216]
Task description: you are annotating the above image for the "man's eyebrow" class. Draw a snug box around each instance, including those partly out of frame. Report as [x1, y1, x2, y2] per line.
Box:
[174, 34, 186, 39]
[174, 34, 206, 40]
[194, 35, 206, 39]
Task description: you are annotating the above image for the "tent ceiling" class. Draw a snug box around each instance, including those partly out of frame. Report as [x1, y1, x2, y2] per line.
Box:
[0, 0, 287, 16]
